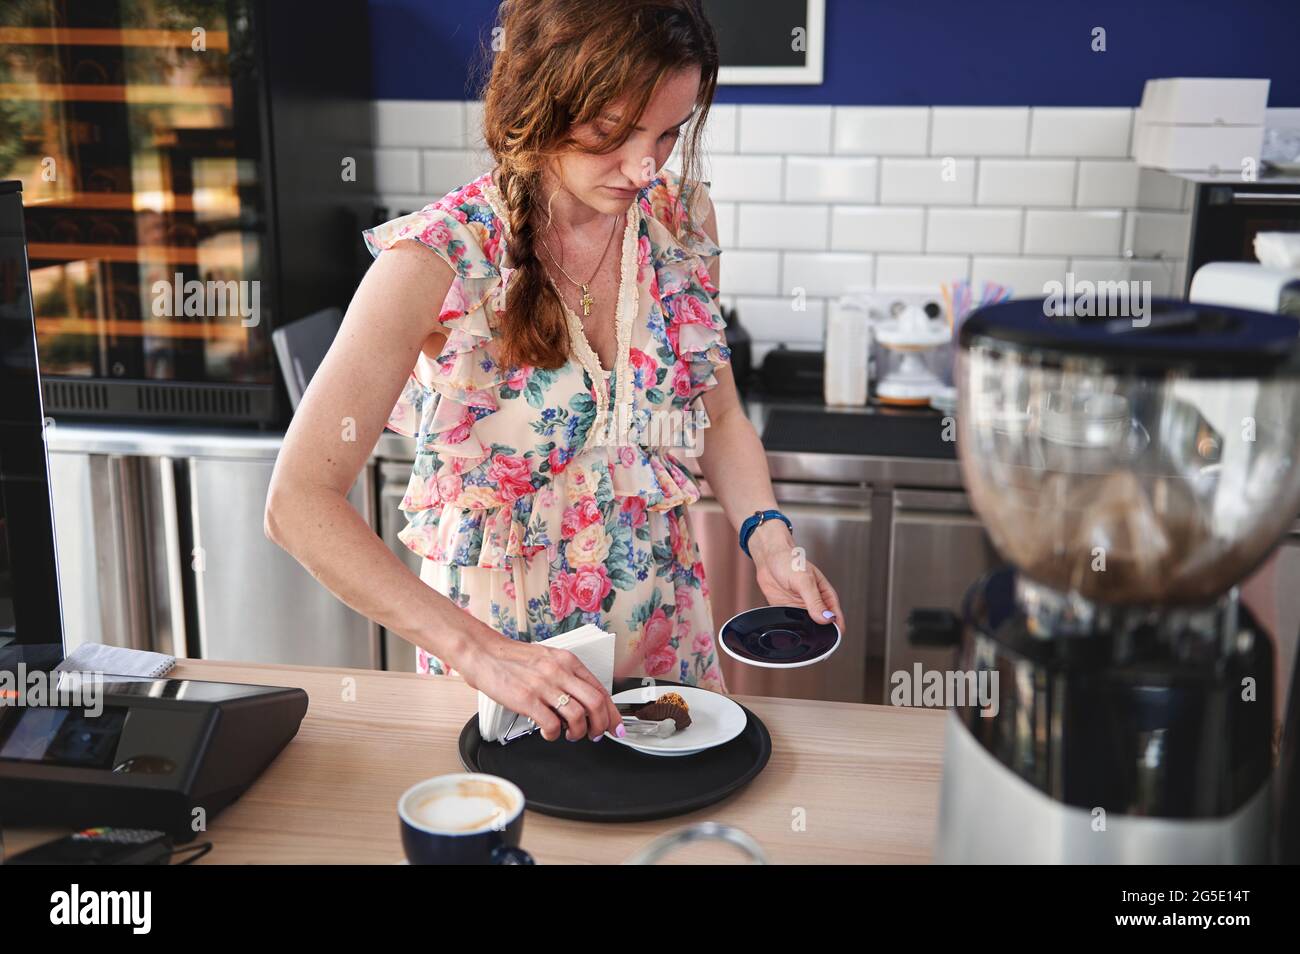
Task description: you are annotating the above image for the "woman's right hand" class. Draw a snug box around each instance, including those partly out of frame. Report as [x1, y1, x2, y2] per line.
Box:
[456, 627, 625, 742]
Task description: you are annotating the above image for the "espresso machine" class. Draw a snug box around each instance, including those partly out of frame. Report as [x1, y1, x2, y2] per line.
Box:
[928, 297, 1300, 863]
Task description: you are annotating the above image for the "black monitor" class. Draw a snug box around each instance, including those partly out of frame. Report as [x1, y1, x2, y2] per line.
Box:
[0, 180, 65, 672]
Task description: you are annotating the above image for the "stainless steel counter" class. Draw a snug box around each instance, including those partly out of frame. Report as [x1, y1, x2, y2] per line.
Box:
[45, 399, 968, 489]
[46, 421, 288, 460]
[378, 395, 967, 486]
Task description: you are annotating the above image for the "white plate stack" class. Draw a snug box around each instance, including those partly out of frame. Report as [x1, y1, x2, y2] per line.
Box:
[1134, 78, 1270, 177]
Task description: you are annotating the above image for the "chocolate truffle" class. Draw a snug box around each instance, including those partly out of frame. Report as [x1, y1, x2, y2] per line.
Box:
[633, 691, 691, 731]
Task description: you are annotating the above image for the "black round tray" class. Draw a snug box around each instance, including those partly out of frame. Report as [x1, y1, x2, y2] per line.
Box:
[457, 680, 772, 822]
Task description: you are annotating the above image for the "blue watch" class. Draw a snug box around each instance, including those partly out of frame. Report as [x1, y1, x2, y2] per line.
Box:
[739, 509, 793, 559]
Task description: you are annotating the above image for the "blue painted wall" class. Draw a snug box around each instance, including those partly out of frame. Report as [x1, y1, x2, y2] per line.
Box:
[369, 0, 1300, 106]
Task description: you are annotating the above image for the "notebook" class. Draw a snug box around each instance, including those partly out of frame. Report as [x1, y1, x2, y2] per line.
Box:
[53, 642, 177, 678]
[478, 624, 616, 743]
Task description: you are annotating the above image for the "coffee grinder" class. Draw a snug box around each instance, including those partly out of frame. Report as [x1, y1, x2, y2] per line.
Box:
[925, 297, 1300, 863]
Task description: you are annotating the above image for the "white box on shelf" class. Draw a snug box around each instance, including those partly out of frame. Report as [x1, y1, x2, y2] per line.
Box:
[1138, 78, 1270, 127]
[1135, 120, 1264, 174]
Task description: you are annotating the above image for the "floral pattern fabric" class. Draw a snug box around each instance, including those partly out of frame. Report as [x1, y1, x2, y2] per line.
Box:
[363, 167, 731, 692]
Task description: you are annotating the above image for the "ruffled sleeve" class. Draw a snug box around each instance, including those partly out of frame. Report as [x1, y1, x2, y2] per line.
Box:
[639, 168, 730, 406]
[361, 179, 513, 511]
[363, 179, 507, 435]
[363, 188, 502, 281]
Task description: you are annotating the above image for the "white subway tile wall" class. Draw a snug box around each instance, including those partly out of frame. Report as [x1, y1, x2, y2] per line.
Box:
[978, 159, 1075, 207]
[704, 154, 783, 201]
[783, 252, 874, 297]
[1028, 108, 1133, 158]
[1136, 167, 1190, 210]
[1075, 160, 1141, 208]
[930, 107, 1029, 157]
[1023, 209, 1125, 256]
[1124, 210, 1194, 259]
[875, 253, 970, 290]
[970, 256, 1069, 292]
[834, 107, 929, 156]
[784, 156, 879, 203]
[879, 157, 977, 205]
[375, 100, 466, 149]
[831, 206, 924, 252]
[737, 203, 829, 250]
[374, 148, 421, 195]
[925, 208, 1022, 255]
[738, 105, 833, 155]
[372, 101, 1192, 356]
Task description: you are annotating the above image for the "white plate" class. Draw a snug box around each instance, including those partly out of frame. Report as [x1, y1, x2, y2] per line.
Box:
[605, 685, 747, 756]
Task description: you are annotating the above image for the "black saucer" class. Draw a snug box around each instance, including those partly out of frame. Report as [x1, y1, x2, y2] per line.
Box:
[719, 605, 841, 668]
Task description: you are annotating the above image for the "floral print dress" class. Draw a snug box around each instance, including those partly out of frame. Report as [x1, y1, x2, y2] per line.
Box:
[363, 167, 731, 692]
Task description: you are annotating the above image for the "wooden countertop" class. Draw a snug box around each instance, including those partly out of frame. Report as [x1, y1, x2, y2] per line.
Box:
[4, 659, 946, 864]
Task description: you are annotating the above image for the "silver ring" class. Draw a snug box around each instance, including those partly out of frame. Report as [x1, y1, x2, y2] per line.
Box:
[555, 693, 571, 709]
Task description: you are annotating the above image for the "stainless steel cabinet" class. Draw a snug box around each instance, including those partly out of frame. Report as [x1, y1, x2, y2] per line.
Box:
[690, 483, 872, 703]
[48, 430, 382, 668]
[884, 489, 999, 703]
[186, 456, 379, 668]
[378, 460, 423, 673]
[47, 452, 150, 655]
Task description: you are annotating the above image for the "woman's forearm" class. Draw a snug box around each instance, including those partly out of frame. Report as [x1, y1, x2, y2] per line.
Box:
[264, 487, 486, 667]
[695, 405, 793, 559]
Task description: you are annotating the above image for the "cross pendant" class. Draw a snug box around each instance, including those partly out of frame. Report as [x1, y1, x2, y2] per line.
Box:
[580, 284, 594, 317]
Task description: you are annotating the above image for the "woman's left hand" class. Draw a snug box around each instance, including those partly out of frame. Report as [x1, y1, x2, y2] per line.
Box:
[748, 522, 845, 627]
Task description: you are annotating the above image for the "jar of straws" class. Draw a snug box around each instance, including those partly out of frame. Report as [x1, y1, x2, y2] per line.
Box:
[941, 280, 1014, 332]
[939, 280, 1014, 384]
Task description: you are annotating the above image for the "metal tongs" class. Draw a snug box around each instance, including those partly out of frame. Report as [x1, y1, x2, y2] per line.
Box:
[500, 712, 541, 744]
[615, 700, 678, 738]
[619, 717, 678, 738]
[499, 702, 676, 744]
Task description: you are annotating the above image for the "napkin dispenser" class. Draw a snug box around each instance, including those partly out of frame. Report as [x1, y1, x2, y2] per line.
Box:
[478, 625, 615, 743]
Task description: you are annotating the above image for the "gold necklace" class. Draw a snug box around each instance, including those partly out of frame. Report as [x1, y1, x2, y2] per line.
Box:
[539, 212, 621, 318]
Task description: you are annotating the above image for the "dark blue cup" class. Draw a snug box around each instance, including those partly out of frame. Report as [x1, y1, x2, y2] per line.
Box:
[399, 773, 534, 865]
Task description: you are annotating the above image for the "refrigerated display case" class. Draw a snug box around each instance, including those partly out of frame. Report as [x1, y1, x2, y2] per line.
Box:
[0, 0, 373, 425]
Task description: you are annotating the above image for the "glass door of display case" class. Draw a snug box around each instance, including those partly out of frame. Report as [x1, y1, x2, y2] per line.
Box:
[0, 0, 277, 422]
[0, 181, 66, 671]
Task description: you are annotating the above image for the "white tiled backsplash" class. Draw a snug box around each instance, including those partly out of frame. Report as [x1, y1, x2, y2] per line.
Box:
[371, 101, 1209, 364]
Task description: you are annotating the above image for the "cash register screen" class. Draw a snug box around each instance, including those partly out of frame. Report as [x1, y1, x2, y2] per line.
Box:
[0, 706, 129, 768]
[0, 678, 280, 770]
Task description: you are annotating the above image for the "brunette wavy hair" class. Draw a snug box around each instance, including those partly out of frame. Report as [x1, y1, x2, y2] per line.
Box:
[473, 0, 719, 370]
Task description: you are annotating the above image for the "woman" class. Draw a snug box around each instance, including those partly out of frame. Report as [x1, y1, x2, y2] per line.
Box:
[265, 0, 844, 743]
